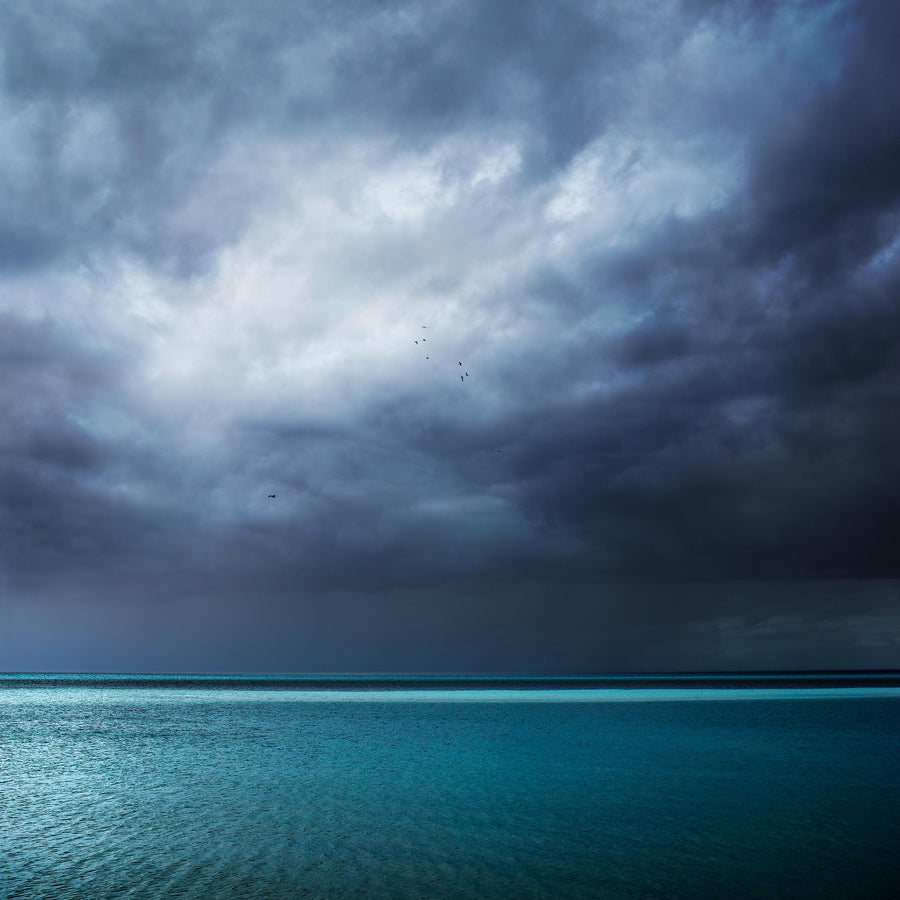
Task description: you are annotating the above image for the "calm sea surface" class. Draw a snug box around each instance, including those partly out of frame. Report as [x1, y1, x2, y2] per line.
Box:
[1, 676, 899, 899]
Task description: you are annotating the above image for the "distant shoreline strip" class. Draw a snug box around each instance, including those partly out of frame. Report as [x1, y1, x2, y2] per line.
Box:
[2, 674, 900, 691]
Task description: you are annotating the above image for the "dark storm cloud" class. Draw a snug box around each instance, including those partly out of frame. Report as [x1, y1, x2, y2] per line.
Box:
[488, 0, 900, 585]
[0, 0, 667, 278]
[503, 276, 900, 580]
[330, 0, 630, 166]
[1, 0, 899, 671]
[740, 2, 900, 272]
[1, 1, 267, 274]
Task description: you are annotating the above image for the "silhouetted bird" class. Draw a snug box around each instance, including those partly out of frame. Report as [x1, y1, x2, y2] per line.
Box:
[426, 356, 429, 359]
[460, 375, 464, 382]
[465, 372, 469, 376]
[458, 361, 462, 366]
[268, 494, 277, 498]
[414, 340, 418, 344]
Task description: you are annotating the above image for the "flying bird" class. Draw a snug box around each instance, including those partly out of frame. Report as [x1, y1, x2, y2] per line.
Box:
[465, 372, 469, 377]
[415, 340, 419, 344]
[268, 494, 277, 499]
[458, 361, 462, 366]
[460, 375, 464, 382]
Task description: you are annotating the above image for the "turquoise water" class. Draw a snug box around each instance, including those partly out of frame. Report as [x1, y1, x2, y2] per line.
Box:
[1, 682, 899, 898]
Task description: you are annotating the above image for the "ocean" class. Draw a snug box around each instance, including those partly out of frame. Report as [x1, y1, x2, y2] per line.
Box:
[1, 675, 899, 899]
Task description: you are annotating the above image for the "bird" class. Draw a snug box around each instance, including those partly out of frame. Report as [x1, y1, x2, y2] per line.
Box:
[460, 375, 464, 382]
[426, 356, 429, 359]
[458, 361, 462, 366]
[414, 340, 419, 344]
[422, 325, 428, 328]
[422, 338, 426, 342]
[268, 494, 277, 499]
[465, 372, 469, 377]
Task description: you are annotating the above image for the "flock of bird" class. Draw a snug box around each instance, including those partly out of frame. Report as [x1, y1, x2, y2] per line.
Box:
[267, 323, 491, 499]
[414, 325, 470, 383]
[413, 323, 500, 452]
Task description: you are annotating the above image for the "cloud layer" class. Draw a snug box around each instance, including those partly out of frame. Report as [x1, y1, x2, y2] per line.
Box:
[1, 0, 898, 670]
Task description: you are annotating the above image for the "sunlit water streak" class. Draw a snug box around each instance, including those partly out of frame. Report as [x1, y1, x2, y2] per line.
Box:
[2, 686, 900, 705]
[1, 682, 899, 899]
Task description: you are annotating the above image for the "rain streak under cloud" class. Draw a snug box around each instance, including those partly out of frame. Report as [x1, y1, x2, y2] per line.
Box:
[1, 0, 899, 672]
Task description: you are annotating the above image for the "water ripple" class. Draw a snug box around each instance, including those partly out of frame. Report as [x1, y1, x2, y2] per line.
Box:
[1, 690, 899, 898]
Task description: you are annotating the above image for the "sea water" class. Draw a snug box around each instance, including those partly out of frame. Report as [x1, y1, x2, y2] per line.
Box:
[1, 678, 899, 899]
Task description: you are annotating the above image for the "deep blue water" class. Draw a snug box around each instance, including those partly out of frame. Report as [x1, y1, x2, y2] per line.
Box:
[1, 678, 899, 899]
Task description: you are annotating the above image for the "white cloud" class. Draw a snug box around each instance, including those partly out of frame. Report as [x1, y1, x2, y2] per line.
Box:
[545, 128, 741, 242]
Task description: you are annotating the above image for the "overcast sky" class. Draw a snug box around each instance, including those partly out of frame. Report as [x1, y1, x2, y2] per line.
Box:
[1, 0, 898, 672]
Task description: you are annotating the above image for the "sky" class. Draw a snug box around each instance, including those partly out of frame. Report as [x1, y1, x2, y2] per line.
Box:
[1, 0, 898, 673]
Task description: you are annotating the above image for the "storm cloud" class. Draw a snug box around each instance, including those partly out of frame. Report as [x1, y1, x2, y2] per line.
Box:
[1, 0, 898, 671]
